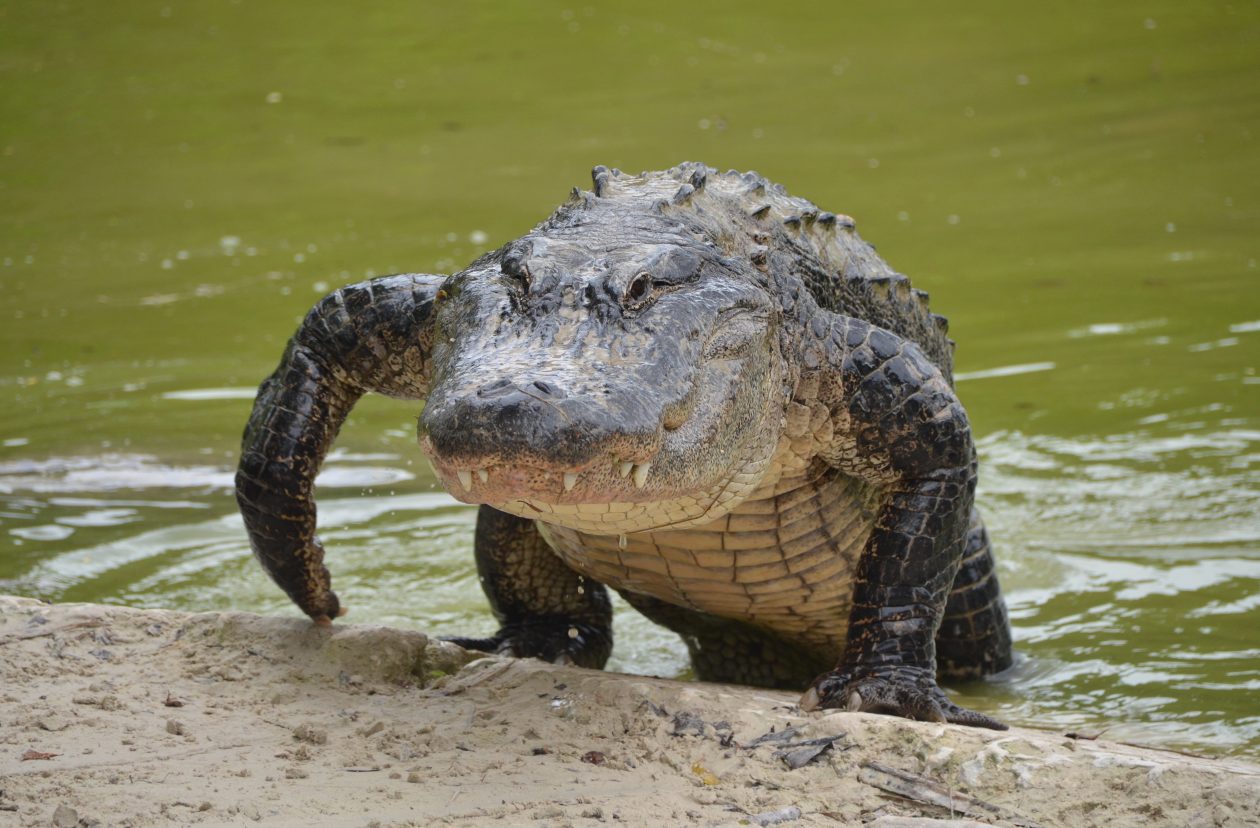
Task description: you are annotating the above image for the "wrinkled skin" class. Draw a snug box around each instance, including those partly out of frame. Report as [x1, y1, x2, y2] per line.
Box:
[421, 212, 786, 534]
[236, 164, 1013, 730]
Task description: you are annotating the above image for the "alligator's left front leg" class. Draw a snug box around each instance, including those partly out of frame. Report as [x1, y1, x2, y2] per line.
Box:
[445, 506, 613, 669]
[800, 316, 1006, 730]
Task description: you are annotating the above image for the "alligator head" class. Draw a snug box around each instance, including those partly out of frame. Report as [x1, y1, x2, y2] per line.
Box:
[419, 180, 789, 534]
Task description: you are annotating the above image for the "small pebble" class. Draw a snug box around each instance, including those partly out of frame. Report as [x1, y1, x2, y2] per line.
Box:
[750, 805, 802, 826]
[52, 804, 79, 828]
[293, 723, 328, 744]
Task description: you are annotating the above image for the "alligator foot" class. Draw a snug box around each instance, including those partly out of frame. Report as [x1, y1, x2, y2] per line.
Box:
[443, 619, 611, 669]
[799, 664, 1007, 730]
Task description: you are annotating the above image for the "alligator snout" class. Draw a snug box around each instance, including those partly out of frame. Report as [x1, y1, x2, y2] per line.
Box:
[423, 377, 588, 463]
[420, 373, 663, 501]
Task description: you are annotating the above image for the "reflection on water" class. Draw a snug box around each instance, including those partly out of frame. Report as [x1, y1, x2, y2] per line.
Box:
[954, 361, 1056, 382]
[161, 388, 259, 401]
[2, 425, 1257, 754]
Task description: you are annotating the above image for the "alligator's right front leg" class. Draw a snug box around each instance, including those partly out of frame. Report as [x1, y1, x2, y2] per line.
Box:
[446, 507, 613, 669]
[799, 314, 1007, 730]
[235, 274, 445, 623]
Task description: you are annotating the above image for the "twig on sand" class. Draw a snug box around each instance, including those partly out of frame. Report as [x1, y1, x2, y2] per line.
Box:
[0, 620, 105, 646]
[857, 761, 1042, 828]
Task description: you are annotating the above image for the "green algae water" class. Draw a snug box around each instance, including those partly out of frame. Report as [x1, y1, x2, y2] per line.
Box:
[2, 1, 1257, 755]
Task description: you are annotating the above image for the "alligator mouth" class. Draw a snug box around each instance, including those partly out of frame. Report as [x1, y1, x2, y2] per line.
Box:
[421, 437, 657, 506]
[424, 448, 764, 535]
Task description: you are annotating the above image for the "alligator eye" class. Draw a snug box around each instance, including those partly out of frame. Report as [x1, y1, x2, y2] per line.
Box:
[501, 255, 532, 291]
[624, 271, 652, 308]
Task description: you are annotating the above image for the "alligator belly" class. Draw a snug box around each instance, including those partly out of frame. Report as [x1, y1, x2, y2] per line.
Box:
[536, 468, 883, 652]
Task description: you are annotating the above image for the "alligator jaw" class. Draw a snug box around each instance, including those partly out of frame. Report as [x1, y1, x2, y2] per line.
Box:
[423, 442, 658, 506]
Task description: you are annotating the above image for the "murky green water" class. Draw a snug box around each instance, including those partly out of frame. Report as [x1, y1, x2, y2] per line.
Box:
[3, 2, 1258, 755]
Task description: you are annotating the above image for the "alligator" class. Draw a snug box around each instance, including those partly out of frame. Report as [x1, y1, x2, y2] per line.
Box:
[236, 163, 1013, 729]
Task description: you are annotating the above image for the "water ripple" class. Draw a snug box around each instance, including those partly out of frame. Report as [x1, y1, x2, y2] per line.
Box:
[978, 428, 1260, 754]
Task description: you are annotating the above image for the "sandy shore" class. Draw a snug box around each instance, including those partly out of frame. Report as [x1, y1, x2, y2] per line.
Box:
[1, 595, 1256, 827]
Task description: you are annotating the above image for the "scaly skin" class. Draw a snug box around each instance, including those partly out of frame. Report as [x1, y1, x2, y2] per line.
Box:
[236, 164, 1013, 729]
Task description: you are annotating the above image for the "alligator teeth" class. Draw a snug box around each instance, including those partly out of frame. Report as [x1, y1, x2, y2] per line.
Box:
[456, 470, 473, 491]
[617, 461, 633, 478]
[631, 462, 651, 489]
[476, 468, 488, 483]
[563, 472, 578, 492]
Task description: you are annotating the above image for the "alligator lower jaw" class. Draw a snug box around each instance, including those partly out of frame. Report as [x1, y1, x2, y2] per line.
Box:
[424, 455, 657, 506]
[430, 458, 719, 534]
[497, 458, 768, 534]
[423, 455, 772, 536]
[499, 496, 717, 535]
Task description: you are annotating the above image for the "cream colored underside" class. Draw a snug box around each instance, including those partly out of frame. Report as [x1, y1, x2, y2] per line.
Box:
[536, 456, 885, 654]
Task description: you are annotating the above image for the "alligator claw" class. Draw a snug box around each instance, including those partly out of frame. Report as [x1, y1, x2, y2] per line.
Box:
[801, 664, 1006, 730]
[313, 599, 350, 627]
[441, 620, 611, 670]
[441, 635, 502, 653]
[846, 691, 863, 713]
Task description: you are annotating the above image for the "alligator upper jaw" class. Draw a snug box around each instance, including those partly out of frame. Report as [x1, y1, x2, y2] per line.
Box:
[421, 436, 659, 505]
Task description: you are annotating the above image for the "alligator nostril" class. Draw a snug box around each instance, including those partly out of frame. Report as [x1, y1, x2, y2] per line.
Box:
[528, 380, 564, 399]
[476, 378, 516, 398]
[663, 405, 688, 432]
